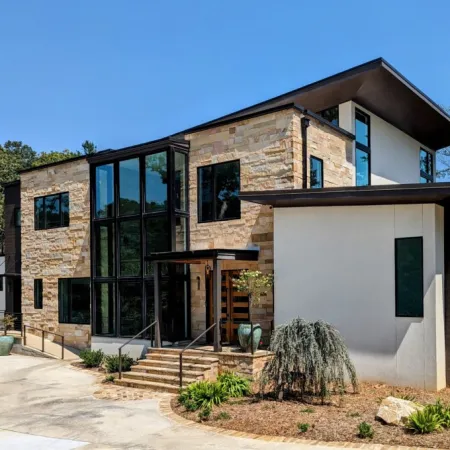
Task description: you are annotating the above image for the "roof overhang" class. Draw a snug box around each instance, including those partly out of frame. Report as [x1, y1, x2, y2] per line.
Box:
[146, 248, 259, 264]
[240, 183, 450, 208]
[186, 58, 450, 150]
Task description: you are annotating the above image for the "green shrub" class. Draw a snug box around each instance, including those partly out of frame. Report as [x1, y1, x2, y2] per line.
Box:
[179, 381, 228, 411]
[198, 405, 212, 421]
[297, 423, 309, 433]
[407, 407, 443, 434]
[102, 375, 115, 383]
[217, 372, 251, 397]
[216, 411, 231, 420]
[79, 349, 104, 368]
[347, 412, 361, 418]
[104, 354, 134, 373]
[300, 407, 315, 413]
[357, 422, 374, 439]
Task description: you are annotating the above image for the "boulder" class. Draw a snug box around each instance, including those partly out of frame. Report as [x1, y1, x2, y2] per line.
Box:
[376, 396, 422, 426]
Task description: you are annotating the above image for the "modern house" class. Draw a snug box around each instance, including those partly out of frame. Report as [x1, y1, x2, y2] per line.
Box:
[4, 58, 450, 390]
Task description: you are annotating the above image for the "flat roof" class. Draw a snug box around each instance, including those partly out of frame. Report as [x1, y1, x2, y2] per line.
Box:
[240, 183, 450, 208]
[146, 248, 259, 264]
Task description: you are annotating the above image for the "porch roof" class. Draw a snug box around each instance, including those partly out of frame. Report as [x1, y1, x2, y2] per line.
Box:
[146, 248, 259, 264]
[240, 183, 450, 208]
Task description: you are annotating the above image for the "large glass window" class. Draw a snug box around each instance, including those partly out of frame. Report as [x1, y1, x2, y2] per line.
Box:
[95, 222, 115, 277]
[145, 152, 167, 212]
[395, 237, 423, 317]
[58, 278, 90, 324]
[34, 279, 43, 309]
[175, 152, 187, 211]
[119, 220, 141, 276]
[95, 283, 115, 335]
[119, 158, 140, 215]
[355, 109, 370, 186]
[198, 160, 240, 223]
[119, 281, 142, 336]
[420, 149, 434, 183]
[310, 156, 323, 188]
[318, 106, 339, 126]
[34, 192, 69, 230]
[95, 164, 114, 218]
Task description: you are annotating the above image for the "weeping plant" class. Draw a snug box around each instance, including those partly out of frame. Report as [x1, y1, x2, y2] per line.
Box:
[261, 317, 358, 402]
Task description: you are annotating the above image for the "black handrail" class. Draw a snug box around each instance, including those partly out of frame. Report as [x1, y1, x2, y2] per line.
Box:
[23, 325, 65, 359]
[118, 319, 160, 380]
[179, 322, 217, 388]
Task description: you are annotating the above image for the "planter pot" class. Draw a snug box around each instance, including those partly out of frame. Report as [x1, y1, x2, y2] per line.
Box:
[237, 323, 262, 353]
[0, 336, 14, 356]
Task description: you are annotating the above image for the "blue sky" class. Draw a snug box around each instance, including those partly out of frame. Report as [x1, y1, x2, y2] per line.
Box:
[1, 0, 450, 154]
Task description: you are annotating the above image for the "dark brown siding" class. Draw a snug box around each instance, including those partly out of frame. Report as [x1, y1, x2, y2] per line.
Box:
[4, 182, 21, 276]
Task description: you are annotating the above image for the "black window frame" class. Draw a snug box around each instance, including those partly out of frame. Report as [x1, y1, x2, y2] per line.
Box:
[310, 156, 324, 189]
[34, 192, 70, 230]
[318, 106, 339, 126]
[197, 159, 241, 224]
[355, 108, 371, 187]
[34, 279, 43, 309]
[395, 237, 424, 318]
[58, 278, 91, 324]
[420, 148, 434, 184]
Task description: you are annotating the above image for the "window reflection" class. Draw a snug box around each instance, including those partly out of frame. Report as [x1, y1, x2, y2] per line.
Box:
[96, 164, 114, 218]
[145, 152, 167, 212]
[356, 148, 370, 186]
[119, 220, 141, 276]
[119, 158, 140, 215]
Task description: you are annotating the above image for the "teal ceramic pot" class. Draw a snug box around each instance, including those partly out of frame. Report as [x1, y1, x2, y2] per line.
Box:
[237, 323, 262, 353]
[0, 336, 14, 356]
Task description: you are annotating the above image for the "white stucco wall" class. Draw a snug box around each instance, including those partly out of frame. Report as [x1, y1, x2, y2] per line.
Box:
[338, 101, 436, 185]
[0, 256, 5, 312]
[274, 204, 446, 390]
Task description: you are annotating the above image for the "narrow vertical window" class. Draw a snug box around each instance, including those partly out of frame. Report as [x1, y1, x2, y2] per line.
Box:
[14, 208, 21, 227]
[175, 152, 187, 211]
[145, 152, 167, 212]
[355, 109, 370, 186]
[395, 237, 423, 317]
[420, 149, 434, 183]
[119, 158, 140, 215]
[310, 156, 323, 188]
[34, 279, 43, 309]
[95, 164, 114, 218]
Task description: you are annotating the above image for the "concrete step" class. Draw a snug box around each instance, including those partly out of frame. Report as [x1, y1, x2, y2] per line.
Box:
[131, 365, 204, 378]
[114, 378, 179, 393]
[148, 347, 211, 356]
[145, 353, 218, 365]
[122, 371, 191, 387]
[137, 359, 212, 371]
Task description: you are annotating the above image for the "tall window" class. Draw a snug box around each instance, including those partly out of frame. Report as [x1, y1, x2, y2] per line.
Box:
[34, 193, 69, 230]
[310, 156, 323, 188]
[34, 279, 43, 309]
[355, 109, 370, 186]
[318, 106, 339, 126]
[198, 160, 240, 223]
[145, 152, 167, 212]
[395, 237, 423, 317]
[119, 158, 140, 215]
[59, 278, 90, 324]
[420, 149, 434, 183]
[95, 164, 114, 218]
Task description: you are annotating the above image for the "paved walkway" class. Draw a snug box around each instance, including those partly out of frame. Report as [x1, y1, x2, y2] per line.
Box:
[0, 355, 350, 449]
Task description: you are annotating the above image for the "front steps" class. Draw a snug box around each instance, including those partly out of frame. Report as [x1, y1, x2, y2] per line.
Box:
[115, 347, 219, 393]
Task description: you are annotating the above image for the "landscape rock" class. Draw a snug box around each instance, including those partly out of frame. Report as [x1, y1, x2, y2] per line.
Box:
[376, 396, 422, 426]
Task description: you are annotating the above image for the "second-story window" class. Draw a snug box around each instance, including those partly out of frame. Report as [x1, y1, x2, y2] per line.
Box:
[318, 106, 339, 126]
[34, 192, 69, 230]
[420, 149, 434, 183]
[355, 109, 371, 186]
[310, 156, 323, 188]
[198, 160, 240, 223]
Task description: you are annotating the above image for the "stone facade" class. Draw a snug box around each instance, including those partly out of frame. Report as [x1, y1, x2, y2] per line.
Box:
[185, 108, 353, 340]
[21, 158, 91, 349]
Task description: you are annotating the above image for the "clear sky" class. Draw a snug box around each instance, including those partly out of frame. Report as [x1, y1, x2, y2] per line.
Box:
[1, 0, 450, 154]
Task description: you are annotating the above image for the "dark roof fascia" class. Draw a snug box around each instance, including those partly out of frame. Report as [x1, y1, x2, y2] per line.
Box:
[182, 102, 355, 141]
[240, 182, 450, 208]
[146, 248, 259, 263]
[19, 154, 87, 174]
[87, 136, 189, 165]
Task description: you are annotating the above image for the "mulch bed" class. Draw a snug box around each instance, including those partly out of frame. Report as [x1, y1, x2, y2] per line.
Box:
[172, 382, 450, 448]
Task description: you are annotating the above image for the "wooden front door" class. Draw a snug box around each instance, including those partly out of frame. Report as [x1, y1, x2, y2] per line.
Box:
[208, 270, 250, 344]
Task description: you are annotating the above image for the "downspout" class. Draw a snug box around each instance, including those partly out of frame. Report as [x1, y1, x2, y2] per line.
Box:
[301, 117, 310, 189]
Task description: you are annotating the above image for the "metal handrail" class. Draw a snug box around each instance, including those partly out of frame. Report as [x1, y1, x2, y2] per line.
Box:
[23, 324, 65, 359]
[179, 322, 217, 388]
[118, 319, 160, 380]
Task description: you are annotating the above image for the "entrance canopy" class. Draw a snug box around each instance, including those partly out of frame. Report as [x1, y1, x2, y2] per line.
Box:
[145, 248, 259, 352]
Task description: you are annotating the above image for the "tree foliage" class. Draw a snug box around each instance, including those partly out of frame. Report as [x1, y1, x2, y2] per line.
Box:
[261, 317, 358, 402]
[437, 106, 450, 180]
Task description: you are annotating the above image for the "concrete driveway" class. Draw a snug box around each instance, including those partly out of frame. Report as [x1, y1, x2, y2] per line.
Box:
[0, 355, 348, 450]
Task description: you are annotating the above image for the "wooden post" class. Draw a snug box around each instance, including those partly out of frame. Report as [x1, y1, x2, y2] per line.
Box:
[153, 262, 162, 348]
[213, 258, 222, 352]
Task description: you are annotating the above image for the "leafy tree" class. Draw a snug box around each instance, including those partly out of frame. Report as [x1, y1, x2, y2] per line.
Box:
[436, 106, 450, 180]
[32, 149, 81, 167]
[82, 140, 97, 155]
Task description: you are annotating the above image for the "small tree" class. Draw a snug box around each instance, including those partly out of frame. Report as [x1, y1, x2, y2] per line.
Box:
[1, 314, 16, 336]
[233, 270, 273, 322]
